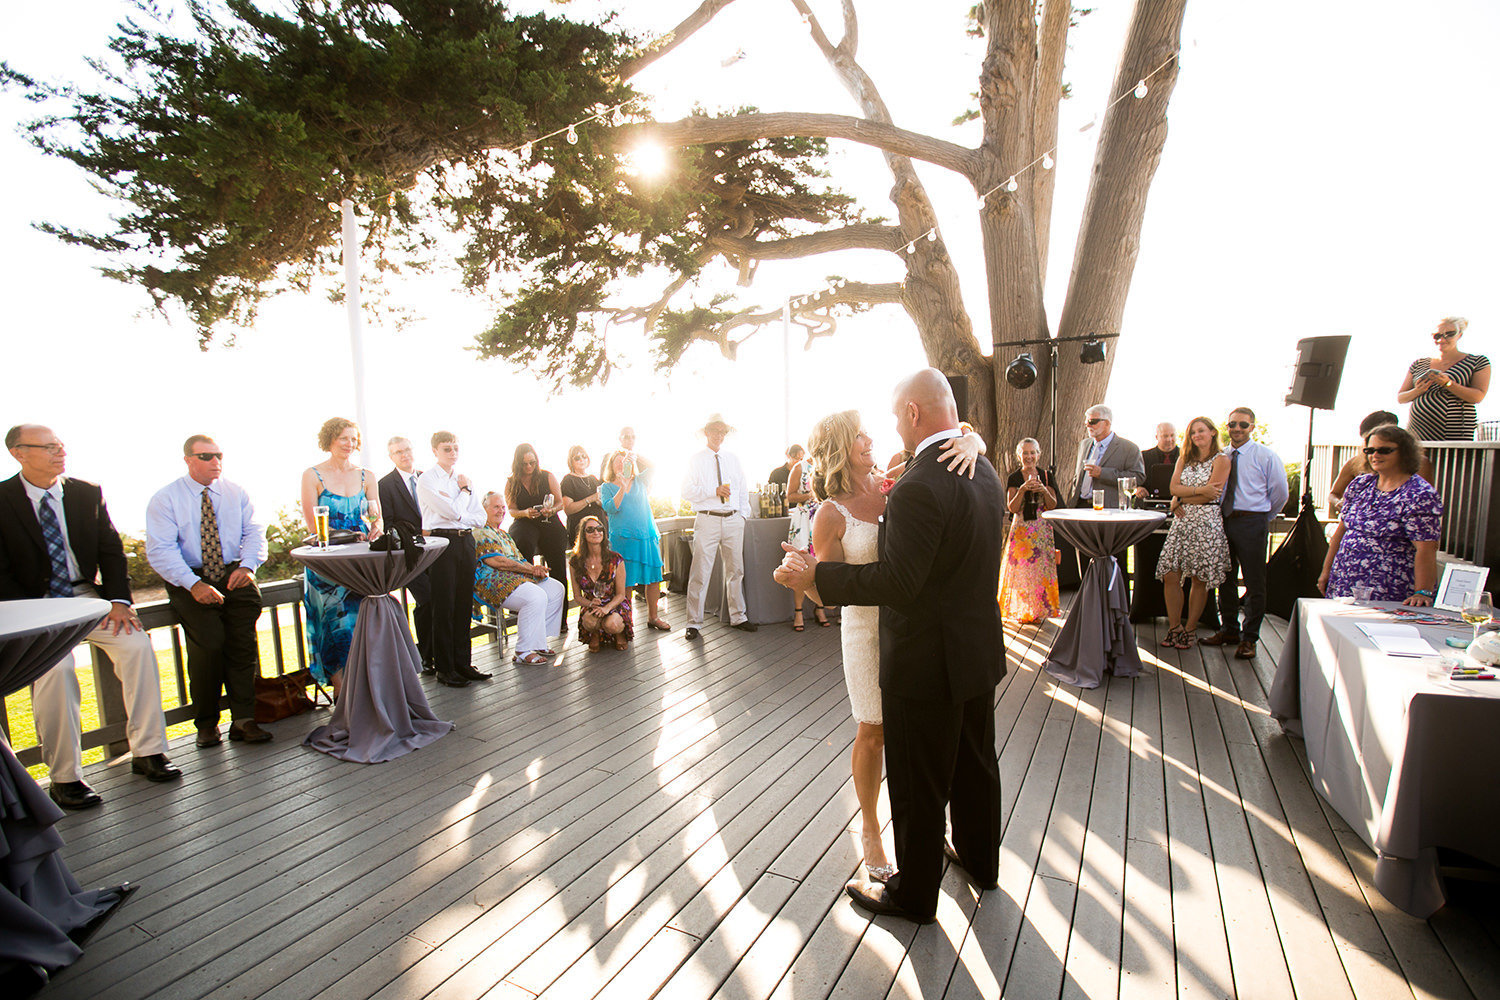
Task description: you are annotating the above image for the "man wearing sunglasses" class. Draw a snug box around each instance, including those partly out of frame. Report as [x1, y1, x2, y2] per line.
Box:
[1201, 409, 1288, 660]
[1, 424, 180, 809]
[146, 435, 272, 745]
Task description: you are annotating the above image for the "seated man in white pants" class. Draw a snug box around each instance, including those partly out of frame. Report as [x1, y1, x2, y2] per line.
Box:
[681, 414, 757, 640]
[1, 424, 179, 811]
[474, 492, 565, 665]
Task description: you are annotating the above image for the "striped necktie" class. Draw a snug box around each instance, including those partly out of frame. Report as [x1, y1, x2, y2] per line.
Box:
[37, 493, 73, 598]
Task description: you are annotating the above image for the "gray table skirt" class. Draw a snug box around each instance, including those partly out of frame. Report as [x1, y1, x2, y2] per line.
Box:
[1269, 598, 1500, 916]
[291, 541, 455, 763]
[0, 598, 125, 976]
[1042, 510, 1166, 689]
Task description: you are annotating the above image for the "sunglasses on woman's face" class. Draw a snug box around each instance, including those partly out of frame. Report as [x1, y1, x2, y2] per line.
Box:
[584, 526, 604, 534]
[1433, 330, 1457, 340]
[1363, 446, 1398, 455]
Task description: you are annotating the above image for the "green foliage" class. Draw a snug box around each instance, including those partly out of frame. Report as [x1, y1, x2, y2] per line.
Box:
[121, 533, 162, 591]
[649, 495, 694, 518]
[8, 2, 864, 386]
[260, 504, 310, 581]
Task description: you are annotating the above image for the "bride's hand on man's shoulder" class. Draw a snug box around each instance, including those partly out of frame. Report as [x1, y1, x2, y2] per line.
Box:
[939, 431, 985, 479]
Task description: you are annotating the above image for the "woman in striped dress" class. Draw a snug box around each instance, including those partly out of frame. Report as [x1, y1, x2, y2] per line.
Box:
[1397, 317, 1490, 441]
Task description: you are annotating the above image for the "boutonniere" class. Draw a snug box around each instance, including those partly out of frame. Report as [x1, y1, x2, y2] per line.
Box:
[878, 477, 896, 496]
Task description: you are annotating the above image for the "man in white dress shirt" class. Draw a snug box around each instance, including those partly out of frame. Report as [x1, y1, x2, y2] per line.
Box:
[145, 435, 271, 746]
[681, 414, 758, 640]
[417, 431, 489, 687]
[2, 424, 179, 809]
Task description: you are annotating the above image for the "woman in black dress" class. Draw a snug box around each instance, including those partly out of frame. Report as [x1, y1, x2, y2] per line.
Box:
[559, 445, 606, 546]
[506, 443, 569, 634]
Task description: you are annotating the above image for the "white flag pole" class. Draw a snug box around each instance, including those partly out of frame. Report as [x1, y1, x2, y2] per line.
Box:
[340, 199, 373, 461]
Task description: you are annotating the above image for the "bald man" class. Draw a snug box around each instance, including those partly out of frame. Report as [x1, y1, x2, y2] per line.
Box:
[776, 368, 1006, 923]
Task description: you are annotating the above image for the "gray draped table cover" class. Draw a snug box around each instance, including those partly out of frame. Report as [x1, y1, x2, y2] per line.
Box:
[291, 540, 454, 763]
[1269, 598, 1500, 917]
[1042, 509, 1166, 688]
[0, 598, 127, 977]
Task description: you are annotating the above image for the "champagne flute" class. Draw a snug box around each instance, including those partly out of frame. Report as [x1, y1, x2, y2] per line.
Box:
[1460, 591, 1494, 644]
[314, 505, 331, 548]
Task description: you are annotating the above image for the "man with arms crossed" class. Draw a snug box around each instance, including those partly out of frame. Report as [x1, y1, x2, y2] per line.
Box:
[776, 370, 1006, 923]
[417, 431, 489, 687]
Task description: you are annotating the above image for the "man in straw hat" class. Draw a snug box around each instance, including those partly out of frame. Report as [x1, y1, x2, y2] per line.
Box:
[681, 413, 757, 640]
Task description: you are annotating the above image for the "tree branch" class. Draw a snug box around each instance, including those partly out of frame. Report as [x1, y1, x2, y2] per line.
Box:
[708, 223, 903, 260]
[633, 112, 980, 179]
[619, 0, 745, 80]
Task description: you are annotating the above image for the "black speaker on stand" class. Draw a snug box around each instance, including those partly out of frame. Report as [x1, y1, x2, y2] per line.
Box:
[1267, 335, 1351, 618]
[946, 374, 969, 424]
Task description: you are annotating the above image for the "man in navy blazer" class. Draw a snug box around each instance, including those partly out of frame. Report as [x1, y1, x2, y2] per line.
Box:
[377, 436, 433, 673]
[775, 369, 1006, 923]
[1, 424, 179, 809]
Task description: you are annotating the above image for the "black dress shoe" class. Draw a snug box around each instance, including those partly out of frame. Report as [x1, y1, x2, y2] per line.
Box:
[228, 721, 274, 743]
[944, 839, 999, 890]
[196, 727, 223, 747]
[457, 665, 493, 681]
[684, 627, 701, 641]
[844, 880, 935, 924]
[420, 664, 436, 676]
[731, 621, 759, 632]
[131, 754, 183, 782]
[434, 672, 471, 687]
[48, 780, 102, 810]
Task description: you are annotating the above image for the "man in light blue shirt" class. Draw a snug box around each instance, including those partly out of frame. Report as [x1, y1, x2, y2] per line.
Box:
[1202, 407, 1288, 660]
[145, 435, 270, 745]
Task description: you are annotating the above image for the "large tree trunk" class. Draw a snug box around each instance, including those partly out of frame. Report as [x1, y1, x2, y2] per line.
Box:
[1052, 0, 1186, 482]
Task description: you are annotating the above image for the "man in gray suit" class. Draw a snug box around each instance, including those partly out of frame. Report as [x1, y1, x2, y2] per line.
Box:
[1069, 405, 1145, 508]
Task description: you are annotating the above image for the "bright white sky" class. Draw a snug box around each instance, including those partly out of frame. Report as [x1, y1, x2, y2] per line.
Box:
[2, 0, 1496, 534]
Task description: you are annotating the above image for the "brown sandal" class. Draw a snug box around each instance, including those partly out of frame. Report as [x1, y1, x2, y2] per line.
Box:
[613, 633, 629, 651]
[1174, 628, 1196, 650]
[585, 630, 601, 652]
[1160, 626, 1183, 648]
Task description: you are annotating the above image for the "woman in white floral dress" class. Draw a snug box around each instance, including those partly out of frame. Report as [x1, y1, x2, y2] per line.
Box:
[1157, 416, 1231, 649]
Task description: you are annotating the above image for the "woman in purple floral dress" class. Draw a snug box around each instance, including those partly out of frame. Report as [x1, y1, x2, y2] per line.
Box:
[1319, 425, 1442, 604]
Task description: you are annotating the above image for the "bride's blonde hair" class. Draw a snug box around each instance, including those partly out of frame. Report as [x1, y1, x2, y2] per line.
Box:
[807, 409, 863, 501]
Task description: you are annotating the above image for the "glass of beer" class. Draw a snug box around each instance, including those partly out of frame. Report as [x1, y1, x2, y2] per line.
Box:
[1091, 491, 1105, 512]
[314, 505, 331, 548]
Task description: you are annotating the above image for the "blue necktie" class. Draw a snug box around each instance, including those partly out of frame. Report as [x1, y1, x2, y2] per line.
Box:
[37, 493, 74, 598]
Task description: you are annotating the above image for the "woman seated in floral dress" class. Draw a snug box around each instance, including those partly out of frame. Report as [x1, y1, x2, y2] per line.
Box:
[473, 492, 566, 665]
[1319, 425, 1442, 605]
[1157, 416, 1231, 649]
[568, 514, 632, 651]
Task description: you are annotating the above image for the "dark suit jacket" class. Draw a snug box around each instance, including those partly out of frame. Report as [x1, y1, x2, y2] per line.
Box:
[0, 474, 132, 603]
[814, 443, 1005, 703]
[1141, 445, 1181, 500]
[377, 468, 431, 602]
[1069, 434, 1146, 508]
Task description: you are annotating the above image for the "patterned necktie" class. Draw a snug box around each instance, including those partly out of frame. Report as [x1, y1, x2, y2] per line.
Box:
[201, 487, 225, 580]
[37, 493, 73, 597]
[1221, 449, 1241, 514]
[408, 474, 419, 504]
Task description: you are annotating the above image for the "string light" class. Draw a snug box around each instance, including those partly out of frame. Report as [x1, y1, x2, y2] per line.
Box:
[926, 229, 937, 242]
[565, 125, 578, 144]
[520, 142, 532, 160]
[971, 50, 1177, 210]
[387, 193, 396, 207]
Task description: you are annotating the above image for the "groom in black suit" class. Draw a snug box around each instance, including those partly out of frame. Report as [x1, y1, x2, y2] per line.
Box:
[776, 369, 1006, 923]
[378, 436, 433, 673]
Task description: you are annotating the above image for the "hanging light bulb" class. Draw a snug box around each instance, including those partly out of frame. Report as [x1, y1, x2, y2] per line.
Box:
[1005, 175, 1018, 192]
[905, 242, 916, 255]
[327, 201, 340, 213]
[520, 142, 532, 159]
[1133, 79, 1148, 99]
[566, 125, 579, 144]
[610, 106, 623, 127]
[1042, 152, 1054, 170]
[387, 193, 396, 208]
[978, 192, 987, 210]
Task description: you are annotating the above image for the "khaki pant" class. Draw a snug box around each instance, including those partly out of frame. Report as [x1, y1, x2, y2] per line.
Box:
[686, 512, 747, 627]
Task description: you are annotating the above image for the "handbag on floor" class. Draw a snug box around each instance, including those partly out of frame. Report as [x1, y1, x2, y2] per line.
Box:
[253, 668, 321, 723]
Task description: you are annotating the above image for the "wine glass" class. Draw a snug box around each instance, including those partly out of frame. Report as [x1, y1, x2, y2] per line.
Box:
[361, 497, 378, 537]
[1460, 591, 1494, 644]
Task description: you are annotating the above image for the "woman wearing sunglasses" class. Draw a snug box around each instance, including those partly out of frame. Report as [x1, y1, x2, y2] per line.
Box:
[1397, 317, 1490, 441]
[1318, 425, 1442, 605]
[568, 515, 631, 651]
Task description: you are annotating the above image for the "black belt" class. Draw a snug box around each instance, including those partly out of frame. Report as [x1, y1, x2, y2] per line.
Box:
[431, 528, 471, 536]
[697, 510, 736, 518]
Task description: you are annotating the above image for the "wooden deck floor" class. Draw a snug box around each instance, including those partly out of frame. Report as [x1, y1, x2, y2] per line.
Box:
[42, 595, 1499, 1000]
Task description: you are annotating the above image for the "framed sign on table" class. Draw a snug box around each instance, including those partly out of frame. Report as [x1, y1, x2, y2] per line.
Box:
[1434, 563, 1489, 612]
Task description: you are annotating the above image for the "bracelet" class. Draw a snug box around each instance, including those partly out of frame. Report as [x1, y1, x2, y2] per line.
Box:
[1414, 589, 1434, 598]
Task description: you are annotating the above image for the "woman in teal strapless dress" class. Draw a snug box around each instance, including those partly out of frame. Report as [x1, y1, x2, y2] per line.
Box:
[299, 418, 383, 697]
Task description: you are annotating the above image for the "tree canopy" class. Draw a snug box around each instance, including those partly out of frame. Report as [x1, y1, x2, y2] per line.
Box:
[9, 0, 1187, 463]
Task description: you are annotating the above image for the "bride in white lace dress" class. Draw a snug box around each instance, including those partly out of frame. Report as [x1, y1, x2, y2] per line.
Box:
[805, 410, 983, 883]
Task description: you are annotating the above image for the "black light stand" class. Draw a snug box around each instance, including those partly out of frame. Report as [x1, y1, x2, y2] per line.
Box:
[994, 332, 1120, 486]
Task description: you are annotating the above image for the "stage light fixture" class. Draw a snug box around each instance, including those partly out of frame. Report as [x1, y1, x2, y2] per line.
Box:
[1079, 338, 1106, 365]
[1006, 353, 1038, 389]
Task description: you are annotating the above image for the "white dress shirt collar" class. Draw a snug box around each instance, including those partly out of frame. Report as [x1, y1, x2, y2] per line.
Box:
[914, 428, 961, 457]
